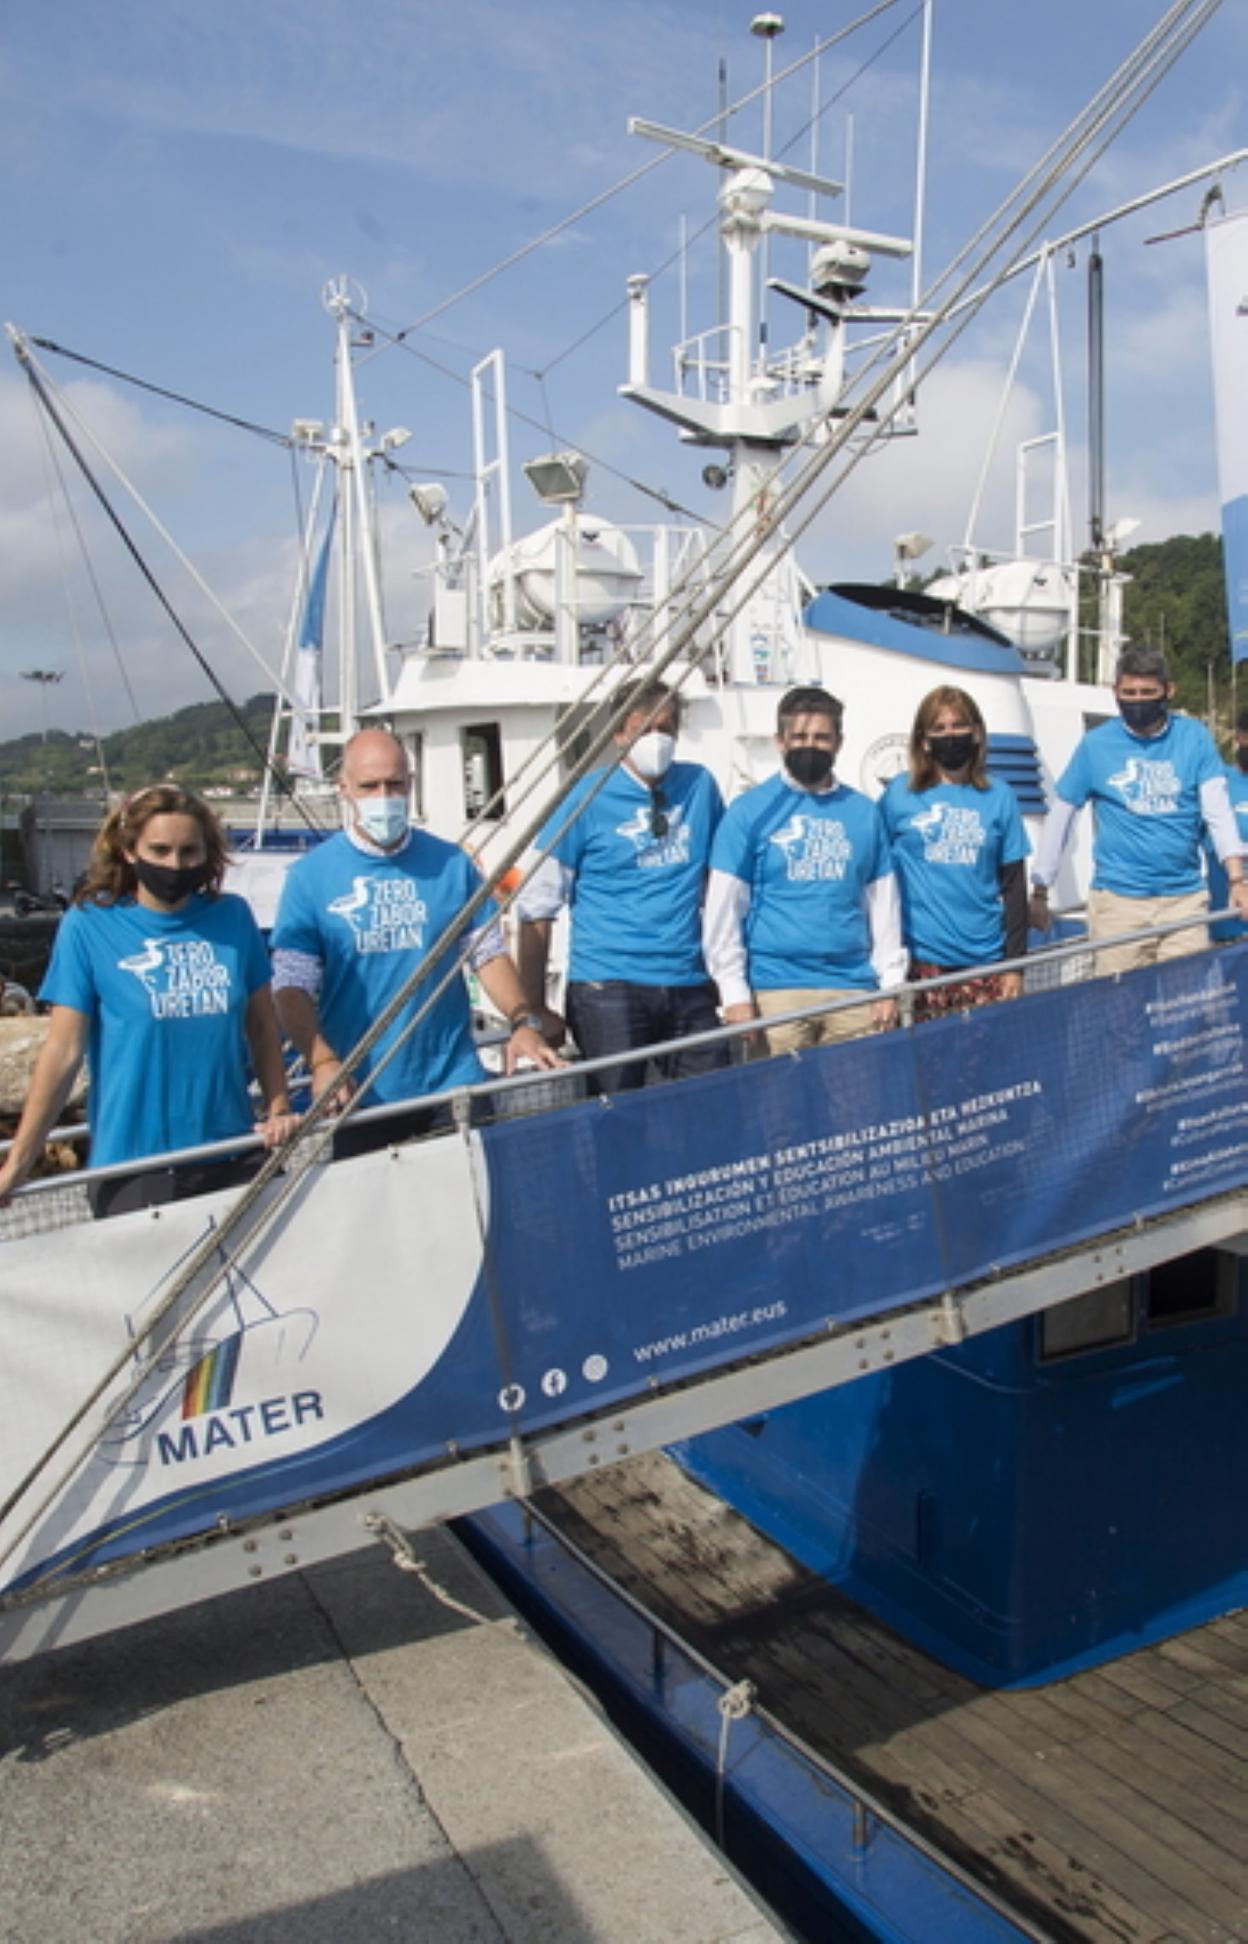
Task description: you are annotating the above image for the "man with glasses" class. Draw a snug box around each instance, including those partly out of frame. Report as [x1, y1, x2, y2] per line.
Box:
[1029, 646, 1248, 975]
[704, 685, 906, 1054]
[516, 680, 727, 1093]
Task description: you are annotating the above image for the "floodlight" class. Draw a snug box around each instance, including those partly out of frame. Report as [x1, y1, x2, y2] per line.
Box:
[291, 419, 325, 444]
[410, 482, 450, 526]
[893, 531, 935, 561]
[381, 425, 412, 453]
[523, 451, 588, 505]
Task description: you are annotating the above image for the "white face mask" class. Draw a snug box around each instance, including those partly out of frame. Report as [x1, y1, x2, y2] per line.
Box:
[628, 731, 676, 782]
[350, 794, 409, 847]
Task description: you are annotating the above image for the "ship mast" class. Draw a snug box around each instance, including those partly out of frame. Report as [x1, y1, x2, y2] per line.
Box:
[621, 32, 917, 684]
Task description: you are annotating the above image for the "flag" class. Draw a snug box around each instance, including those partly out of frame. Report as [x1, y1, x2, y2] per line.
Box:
[287, 500, 336, 777]
[1205, 209, 1248, 663]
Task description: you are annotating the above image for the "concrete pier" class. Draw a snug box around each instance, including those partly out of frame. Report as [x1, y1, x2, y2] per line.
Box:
[0, 1528, 781, 1942]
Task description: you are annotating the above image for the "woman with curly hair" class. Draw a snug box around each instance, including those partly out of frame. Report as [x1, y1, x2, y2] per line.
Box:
[0, 785, 297, 1216]
[881, 687, 1030, 1021]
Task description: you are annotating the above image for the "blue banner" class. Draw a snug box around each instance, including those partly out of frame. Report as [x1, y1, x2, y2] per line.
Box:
[477, 947, 1248, 1433]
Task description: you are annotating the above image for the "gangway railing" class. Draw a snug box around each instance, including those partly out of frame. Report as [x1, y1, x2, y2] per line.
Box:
[2, 922, 1246, 1662]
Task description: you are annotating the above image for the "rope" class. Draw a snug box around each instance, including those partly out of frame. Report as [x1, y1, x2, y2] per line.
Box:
[715, 1678, 757, 1849]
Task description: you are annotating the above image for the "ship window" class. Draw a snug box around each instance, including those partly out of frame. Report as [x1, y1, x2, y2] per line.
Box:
[462, 723, 504, 821]
[1038, 1281, 1134, 1361]
[1145, 1248, 1237, 1329]
[402, 732, 425, 822]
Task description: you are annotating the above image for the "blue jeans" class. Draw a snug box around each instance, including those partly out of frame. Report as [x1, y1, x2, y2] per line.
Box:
[566, 979, 729, 1095]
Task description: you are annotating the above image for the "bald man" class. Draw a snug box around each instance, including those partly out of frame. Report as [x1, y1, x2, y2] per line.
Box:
[272, 729, 556, 1152]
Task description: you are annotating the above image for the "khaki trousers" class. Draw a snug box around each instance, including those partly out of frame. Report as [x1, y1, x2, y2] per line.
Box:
[1086, 886, 1209, 978]
[755, 987, 878, 1056]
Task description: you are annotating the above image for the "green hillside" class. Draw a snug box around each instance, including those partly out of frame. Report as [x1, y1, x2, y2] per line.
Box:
[0, 693, 277, 797]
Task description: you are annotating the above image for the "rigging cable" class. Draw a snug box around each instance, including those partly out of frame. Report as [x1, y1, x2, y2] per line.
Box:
[29, 386, 141, 741]
[350, 314, 701, 521]
[9, 336, 319, 831]
[24, 338, 291, 448]
[378, 0, 907, 348]
[11, 336, 311, 720]
[534, 0, 925, 386]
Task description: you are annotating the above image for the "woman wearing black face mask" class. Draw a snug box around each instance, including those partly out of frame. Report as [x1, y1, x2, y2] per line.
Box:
[880, 687, 1031, 1021]
[0, 785, 297, 1217]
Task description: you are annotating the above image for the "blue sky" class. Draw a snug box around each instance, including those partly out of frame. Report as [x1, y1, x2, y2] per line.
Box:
[1, 0, 1244, 739]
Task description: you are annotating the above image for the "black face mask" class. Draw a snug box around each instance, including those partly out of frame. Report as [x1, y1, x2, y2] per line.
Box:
[784, 745, 834, 788]
[928, 731, 977, 773]
[1118, 696, 1168, 734]
[132, 857, 208, 905]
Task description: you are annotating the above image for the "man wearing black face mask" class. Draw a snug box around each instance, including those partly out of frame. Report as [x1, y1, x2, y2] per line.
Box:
[704, 686, 906, 1053]
[1029, 646, 1248, 975]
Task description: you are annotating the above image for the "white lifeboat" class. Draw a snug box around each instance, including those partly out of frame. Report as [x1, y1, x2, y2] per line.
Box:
[491, 514, 644, 630]
[927, 559, 1075, 665]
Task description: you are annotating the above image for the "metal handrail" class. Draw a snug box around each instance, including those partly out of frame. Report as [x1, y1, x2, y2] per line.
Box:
[1, 902, 1236, 1197]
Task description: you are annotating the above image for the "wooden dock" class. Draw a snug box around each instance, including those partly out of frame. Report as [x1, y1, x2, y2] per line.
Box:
[542, 1452, 1248, 1943]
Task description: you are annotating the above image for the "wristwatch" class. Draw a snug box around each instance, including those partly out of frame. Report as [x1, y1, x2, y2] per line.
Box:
[509, 1011, 546, 1034]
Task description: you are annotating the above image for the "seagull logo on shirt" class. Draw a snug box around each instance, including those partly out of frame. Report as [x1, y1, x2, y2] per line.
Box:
[615, 802, 690, 867]
[912, 804, 946, 840]
[118, 939, 165, 994]
[910, 802, 985, 865]
[327, 876, 372, 930]
[768, 814, 809, 858]
[1106, 756, 1180, 816]
[768, 813, 851, 881]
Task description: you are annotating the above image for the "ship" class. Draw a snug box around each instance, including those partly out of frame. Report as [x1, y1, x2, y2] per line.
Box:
[3, 5, 1248, 1937]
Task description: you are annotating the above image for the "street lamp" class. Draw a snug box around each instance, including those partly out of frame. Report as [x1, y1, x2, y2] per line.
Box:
[20, 669, 64, 744]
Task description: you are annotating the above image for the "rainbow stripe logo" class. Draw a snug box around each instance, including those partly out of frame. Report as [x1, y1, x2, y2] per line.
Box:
[181, 1334, 242, 1420]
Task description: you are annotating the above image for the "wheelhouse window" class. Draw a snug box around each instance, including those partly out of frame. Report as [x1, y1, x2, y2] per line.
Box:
[462, 723, 504, 821]
[402, 731, 425, 823]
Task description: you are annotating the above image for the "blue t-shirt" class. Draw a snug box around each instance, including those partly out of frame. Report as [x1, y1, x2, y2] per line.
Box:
[711, 773, 893, 992]
[542, 760, 723, 985]
[1057, 713, 1222, 897]
[271, 830, 492, 1102]
[881, 774, 1030, 968]
[1206, 762, 1248, 940]
[40, 893, 272, 1169]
